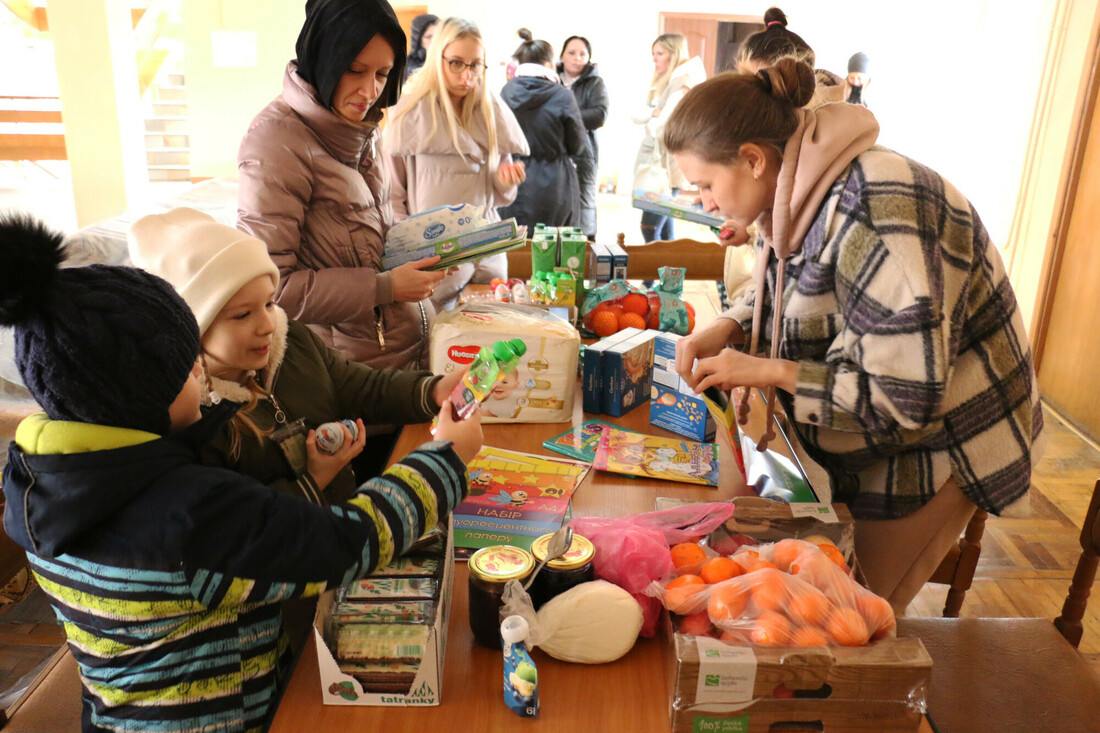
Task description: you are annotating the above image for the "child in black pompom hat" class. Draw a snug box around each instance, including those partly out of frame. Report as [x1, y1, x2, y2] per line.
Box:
[0, 212, 474, 732]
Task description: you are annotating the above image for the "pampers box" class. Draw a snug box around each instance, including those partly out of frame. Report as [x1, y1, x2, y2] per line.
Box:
[650, 332, 716, 441]
[431, 303, 579, 423]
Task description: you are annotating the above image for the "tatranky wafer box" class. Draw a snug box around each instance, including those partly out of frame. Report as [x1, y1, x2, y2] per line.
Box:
[665, 498, 932, 732]
[431, 303, 579, 423]
[314, 526, 454, 706]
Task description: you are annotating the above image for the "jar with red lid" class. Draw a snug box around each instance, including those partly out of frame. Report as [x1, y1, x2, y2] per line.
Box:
[467, 545, 534, 648]
[528, 532, 595, 609]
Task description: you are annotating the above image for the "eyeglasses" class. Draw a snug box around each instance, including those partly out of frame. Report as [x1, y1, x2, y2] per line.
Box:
[443, 57, 486, 75]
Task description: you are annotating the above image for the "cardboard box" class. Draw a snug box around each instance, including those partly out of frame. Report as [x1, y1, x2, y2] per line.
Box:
[313, 528, 454, 707]
[666, 498, 930, 732]
[530, 228, 558, 275]
[581, 327, 644, 413]
[589, 242, 612, 286]
[602, 328, 656, 417]
[605, 241, 629, 280]
[431, 303, 579, 423]
[650, 332, 716, 441]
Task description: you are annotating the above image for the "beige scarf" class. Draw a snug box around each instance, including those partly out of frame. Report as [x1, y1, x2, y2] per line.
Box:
[743, 103, 880, 449]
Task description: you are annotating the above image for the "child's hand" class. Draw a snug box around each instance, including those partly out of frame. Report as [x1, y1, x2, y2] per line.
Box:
[496, 161, 526, 187]
[432, 368, 467, 408]
[391, 256, 446, 302]
[305, 419, 366, 489]
[433, 400, 482, 463]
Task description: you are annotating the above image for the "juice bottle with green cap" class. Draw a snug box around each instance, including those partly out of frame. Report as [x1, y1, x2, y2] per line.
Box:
[450, 338, 527, 420]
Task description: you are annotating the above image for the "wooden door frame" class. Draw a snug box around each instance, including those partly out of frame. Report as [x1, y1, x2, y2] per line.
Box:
[658, 11, 760, 30]
[1031, 32, 1100, 370]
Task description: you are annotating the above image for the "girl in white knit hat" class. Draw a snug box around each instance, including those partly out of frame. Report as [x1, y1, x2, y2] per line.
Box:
[128, 207, 476, 507]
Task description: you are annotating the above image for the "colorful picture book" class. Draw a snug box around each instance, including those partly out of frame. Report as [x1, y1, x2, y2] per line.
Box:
[542, 419, 640, 463]
[451, 447, 588, 556]
[592, 425, 720, 487]
[632, 189, 725, 228]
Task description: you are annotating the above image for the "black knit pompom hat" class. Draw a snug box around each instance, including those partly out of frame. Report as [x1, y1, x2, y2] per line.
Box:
[0, 213, 200, 435]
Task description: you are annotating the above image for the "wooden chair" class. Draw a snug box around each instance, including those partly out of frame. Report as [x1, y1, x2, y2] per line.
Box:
[505, 236, 725, 282]
[925, 506, 988, 616]
[896, 477, 1100, 733]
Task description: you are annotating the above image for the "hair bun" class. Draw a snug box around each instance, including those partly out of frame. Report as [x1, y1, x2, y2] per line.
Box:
[517, 27, 532, 41]
[763, 6, 789, 28]
[760, 57, 815, 108]
[0, 213, 65, 326]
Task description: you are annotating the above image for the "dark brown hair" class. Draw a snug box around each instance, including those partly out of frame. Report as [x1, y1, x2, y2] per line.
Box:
[737, 7, 815, 71]
[662, 58, 815, 163]
[513, 28, 553, 66]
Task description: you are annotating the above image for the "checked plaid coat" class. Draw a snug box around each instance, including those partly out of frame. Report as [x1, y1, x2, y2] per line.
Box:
[724, 145, 1042, 520]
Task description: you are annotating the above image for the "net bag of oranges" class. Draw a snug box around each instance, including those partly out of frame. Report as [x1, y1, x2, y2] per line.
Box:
[580, 267, 694, 338]
[648, 538, 895, 647]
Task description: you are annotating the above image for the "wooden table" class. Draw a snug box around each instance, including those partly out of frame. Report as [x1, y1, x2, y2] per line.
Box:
[269, 281, 932, 732]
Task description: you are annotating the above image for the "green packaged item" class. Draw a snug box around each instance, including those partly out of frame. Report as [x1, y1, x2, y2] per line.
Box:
[530, 227, 558, 275]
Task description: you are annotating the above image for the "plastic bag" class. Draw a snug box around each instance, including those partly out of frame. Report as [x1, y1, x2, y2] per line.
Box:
[580, 267, 695, 338]
[646, 539, 896, 647]
[572, 502, 736, 636]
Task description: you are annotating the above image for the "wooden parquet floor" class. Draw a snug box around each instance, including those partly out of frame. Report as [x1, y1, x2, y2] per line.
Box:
[1, 404, 1098, 704]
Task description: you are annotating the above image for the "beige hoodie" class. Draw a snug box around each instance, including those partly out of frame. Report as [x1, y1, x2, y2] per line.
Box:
[743, 103, 880, 446]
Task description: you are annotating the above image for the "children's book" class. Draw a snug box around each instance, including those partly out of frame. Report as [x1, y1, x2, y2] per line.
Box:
[451, 447, 588, 556]
[593, 425, 720, 486]
[632, 189, 725, 228]
[381, 203, 528, 271]
[542, 419, 641, 463]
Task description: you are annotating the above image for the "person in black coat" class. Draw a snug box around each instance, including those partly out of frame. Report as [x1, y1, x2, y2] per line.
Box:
[404, 13, 438, 80]
[557, 35, 609, 239]
[499, 29, 591, 230]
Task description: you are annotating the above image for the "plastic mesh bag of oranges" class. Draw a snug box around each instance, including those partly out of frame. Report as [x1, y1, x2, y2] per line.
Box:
[648, 538, 895, 647]
[580, 267, 694, 338]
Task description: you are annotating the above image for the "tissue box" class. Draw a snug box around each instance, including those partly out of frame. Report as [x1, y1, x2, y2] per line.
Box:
[650, 332, 716, 441]
[602, 329, 656, 417]
[431, 303, 579, 423]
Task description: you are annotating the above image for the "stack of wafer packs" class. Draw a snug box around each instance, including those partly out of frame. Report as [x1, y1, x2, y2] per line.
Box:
[330, 527, 448, 694]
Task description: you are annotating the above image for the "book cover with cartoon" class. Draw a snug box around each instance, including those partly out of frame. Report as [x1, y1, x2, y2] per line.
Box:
[592, 425, 720, 486]
[451, 448, 588, 553]
[542, 419, 640, 462]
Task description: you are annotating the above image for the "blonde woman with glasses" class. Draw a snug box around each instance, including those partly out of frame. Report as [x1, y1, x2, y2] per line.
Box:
[384, 17, 529, 311]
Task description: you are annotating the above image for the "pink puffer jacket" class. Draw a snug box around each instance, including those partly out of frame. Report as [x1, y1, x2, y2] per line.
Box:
[237, 62, 431, 370]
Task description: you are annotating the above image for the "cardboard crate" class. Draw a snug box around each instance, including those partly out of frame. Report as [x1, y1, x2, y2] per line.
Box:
[313, 528, 454, 706]
[666, 499, 930, 732]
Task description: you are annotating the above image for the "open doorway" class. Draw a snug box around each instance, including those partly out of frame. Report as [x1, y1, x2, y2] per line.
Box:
[658, 12, 764, 77]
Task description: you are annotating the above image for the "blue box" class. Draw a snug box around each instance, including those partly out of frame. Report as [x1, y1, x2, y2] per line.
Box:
[649, 332, 716, 441]
[581, 327, 643, 413]
[588, 243, 612, 286]
[602, 329, 656, 417]
[605, 241, 628, 280]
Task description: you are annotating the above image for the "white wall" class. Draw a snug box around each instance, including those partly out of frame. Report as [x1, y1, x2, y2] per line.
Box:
[183, 0, 1056, 244]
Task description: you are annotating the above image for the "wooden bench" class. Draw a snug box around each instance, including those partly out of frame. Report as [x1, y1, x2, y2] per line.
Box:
[0, 97, 66, 162]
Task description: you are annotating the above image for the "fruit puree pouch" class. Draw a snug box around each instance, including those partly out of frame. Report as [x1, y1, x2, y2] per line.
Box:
[501, 615, 538, 718]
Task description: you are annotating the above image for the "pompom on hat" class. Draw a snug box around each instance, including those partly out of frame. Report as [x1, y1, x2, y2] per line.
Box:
[127, 208, 279, 335]
[0, 212, 201, 435]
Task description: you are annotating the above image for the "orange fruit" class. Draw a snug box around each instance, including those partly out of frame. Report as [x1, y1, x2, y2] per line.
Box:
[700, 556, 742, 585]
[618, 312, 647, 330]
[719, 628, 752, 645]
[771, 539, 811, 572]
[604, 304, 625, 320]
[749, 568, 791, 613]
[621, 292, 649, 316]
[790, 625, 830, 647]
[678, 610, 715, 637]
[646, 295, 662, 329]
[708, 582, 749, 622]
[670, 542, 707, 569]
[817, 544, 849, 572]
[592, 309, 620, 337]
[746, 559, 778, 573]
[855, 593, 896, 640]
[731, 548, 759, 572]
[787, 586, 831, 627]
[751, 611, 792, 646]
[664, 574, 706, 614]
[825, 607, 870, 646]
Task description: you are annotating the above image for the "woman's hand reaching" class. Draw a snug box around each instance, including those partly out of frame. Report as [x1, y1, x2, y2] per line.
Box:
[496, 161, 526, 188]
[391, 256, 446, 302]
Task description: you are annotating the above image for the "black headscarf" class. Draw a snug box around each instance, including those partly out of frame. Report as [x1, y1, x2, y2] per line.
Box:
[295, 0, 407, 111]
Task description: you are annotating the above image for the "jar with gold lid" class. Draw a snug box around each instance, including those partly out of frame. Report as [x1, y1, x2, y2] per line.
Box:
[528, 532, 595, 609]
[468, 545, 535, 648]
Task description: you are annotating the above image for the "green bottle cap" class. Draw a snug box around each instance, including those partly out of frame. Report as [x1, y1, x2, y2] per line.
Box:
[507, 338, 527, 357]
[492, 340, 516, 362]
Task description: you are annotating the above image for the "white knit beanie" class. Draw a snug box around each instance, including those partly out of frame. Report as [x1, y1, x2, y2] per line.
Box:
[127, 208, 279, 334]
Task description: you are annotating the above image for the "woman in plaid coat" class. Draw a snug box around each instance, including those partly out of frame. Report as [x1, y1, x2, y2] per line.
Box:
[667, 59, 1043, 613]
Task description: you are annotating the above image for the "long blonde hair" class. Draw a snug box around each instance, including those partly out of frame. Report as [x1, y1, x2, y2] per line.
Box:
[200, 354, 270, 460]
[648, 34, 689, 104]
[387, 17, 501, 168]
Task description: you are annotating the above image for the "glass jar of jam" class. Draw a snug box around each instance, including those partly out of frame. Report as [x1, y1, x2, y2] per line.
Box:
[528, 532, 595, 609]
[468, 545, 534, 648]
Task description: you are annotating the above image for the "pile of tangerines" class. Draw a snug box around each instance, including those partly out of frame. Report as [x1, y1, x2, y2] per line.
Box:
[583, 291, 696, 338]
[657, 537, 895, 647]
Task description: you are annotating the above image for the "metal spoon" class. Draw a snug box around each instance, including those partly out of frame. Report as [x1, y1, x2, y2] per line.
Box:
[523, 524, 574, 591]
